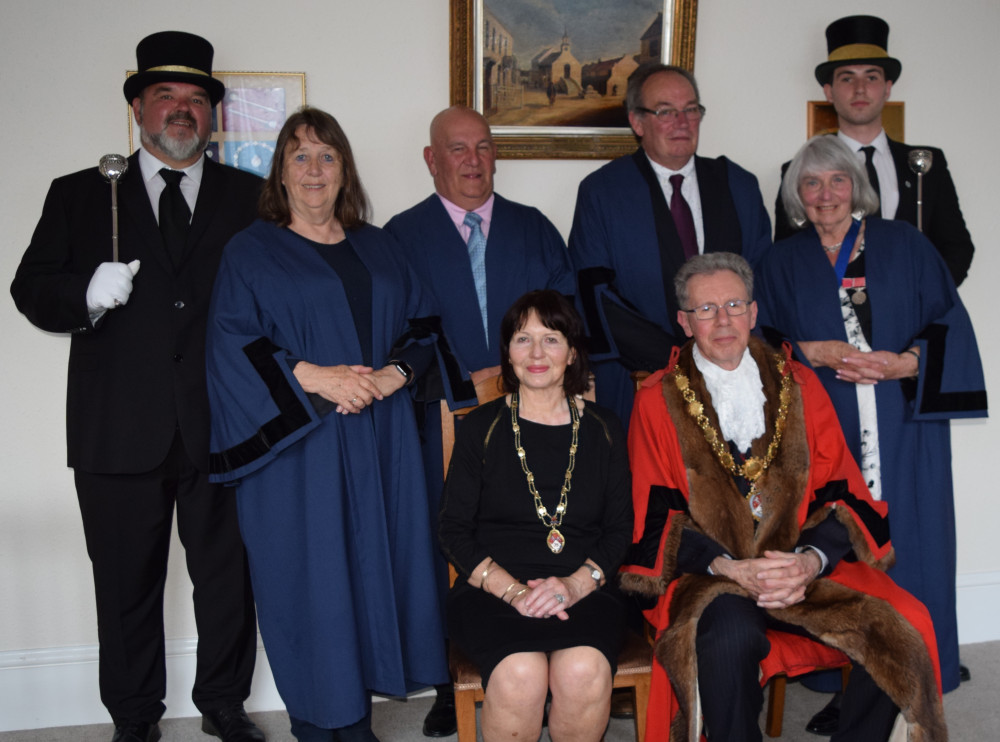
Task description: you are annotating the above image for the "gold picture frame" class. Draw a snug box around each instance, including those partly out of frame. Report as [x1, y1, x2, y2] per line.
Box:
[451, 0, 698, 159]
[127, 71, 306, 176]
[807, 100, 904, 141]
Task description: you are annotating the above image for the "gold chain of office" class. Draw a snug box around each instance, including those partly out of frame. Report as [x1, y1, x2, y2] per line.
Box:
[672, 356, 792, 521]
[510, 392, 579, 553]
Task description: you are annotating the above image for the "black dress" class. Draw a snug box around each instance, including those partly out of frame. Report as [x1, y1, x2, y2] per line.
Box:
[439, 396, 633, 686]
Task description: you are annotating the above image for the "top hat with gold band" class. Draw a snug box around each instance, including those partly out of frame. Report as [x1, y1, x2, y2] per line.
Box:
[814, 15, 902, 86]
[123, 31, 226, 106]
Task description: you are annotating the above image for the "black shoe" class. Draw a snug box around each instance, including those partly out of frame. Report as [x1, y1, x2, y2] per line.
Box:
[111, 721, 161, 742]
[805, 691, 842, 736]
[202, 704, 266, 741]
[422, 687, 457, 737]
[959, 663, 971, 682]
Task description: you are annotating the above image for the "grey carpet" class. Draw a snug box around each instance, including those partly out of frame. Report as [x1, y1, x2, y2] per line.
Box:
[3, 640, 996, 741]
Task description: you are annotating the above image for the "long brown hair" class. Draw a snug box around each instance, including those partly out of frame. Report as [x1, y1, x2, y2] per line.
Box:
[258, 106, 371, 228]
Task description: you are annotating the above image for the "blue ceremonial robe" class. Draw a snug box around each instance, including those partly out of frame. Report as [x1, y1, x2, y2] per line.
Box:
[569, 150, 772, 427]
[206, 220, 452, 727]
[755, 218, 987, 691]
[384, 193, 574, 375]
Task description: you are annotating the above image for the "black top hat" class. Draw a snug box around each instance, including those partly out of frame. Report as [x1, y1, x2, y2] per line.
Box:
[123, 31, 226, 105]
[814, 15, 902, 86]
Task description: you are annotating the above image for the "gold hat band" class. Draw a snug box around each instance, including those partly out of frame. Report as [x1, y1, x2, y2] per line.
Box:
[145, 64, 211, 77]
[828, 43, 890, 62]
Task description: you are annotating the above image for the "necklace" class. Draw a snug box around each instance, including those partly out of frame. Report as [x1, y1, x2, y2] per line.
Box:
[673, 355, 792, 521]
[510, 392, 579, 553]
[822, 241, 842, 253]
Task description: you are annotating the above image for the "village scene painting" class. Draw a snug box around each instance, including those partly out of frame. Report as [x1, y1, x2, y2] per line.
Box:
[482, 0, 665, 127]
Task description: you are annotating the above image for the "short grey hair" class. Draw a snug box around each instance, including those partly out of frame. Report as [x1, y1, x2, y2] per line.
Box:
[674, 253, 754, 309]
[625, 63, 700, 115]
[781, 135, 881, 228]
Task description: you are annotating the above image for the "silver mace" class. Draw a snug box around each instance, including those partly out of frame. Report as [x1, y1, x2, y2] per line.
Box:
[907, 149, 933, 232]
[98, 154, 128, 262]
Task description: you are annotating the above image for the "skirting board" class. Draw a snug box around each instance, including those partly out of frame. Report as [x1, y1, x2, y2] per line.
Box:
[2, 572, 998, 732]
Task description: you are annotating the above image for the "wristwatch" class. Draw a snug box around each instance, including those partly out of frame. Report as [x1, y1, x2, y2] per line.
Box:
[586, 565, 602, 588]
[389, 359, 413, 385]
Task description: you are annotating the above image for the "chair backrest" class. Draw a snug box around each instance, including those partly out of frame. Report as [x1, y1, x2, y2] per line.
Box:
[440, 375, 506, 477]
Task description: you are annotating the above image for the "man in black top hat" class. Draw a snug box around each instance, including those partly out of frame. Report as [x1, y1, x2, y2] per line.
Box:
[11, 31, 264, 742]
[774, 15, 975, 287]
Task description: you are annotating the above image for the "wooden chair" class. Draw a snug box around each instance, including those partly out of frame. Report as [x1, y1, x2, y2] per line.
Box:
[440, 375, 652, 742]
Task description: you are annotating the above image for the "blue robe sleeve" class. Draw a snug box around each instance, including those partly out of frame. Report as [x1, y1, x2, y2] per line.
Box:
[206, 232, 322, 483]
[569, 172, 679, 366]
[901, 226, 987, 421]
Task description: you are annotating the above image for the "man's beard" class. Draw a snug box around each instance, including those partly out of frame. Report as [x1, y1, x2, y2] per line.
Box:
[140, 111, 208, 162]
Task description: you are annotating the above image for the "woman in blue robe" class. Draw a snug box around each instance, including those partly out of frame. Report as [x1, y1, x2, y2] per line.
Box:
[206, 108, 471, 742]
[756, 135, 987, 697]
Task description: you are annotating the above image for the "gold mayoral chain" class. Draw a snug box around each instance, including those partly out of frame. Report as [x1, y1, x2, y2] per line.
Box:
[510, 392, 580, 554]
[672, 356, 792, 521]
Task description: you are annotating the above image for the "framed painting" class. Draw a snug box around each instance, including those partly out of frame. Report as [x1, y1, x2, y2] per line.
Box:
[807, 100, 904, 141]
[127, 72, 307, 176]
[450, 0, 698, 159]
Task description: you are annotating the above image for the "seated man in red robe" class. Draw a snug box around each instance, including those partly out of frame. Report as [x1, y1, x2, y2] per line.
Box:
[620, 252, 946, 742]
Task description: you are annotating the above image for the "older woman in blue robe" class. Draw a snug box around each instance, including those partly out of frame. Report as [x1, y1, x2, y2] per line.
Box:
[756, 135, 987, 697]
[206, 107, 474, 742]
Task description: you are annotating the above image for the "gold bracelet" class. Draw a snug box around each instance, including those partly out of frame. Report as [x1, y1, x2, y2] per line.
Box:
[510, 586, 529, 604]
[502, 581, 519, 601]
[480, 560, 492, 593]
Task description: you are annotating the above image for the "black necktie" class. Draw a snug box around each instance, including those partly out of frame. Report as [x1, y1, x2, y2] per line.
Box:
[860, 146, 881, 201]
[159, 169, 191, 266]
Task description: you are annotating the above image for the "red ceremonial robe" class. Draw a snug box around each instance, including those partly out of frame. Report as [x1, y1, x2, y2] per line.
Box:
[620, 338, 946, 742]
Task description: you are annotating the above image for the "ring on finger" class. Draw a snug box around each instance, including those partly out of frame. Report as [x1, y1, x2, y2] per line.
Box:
[555, 593, 565, 604]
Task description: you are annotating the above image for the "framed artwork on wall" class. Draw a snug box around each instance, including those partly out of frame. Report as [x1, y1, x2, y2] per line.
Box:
[127, 71, 307, 176]
[450, 0, 698, 159]
[807, 100, 904, 141]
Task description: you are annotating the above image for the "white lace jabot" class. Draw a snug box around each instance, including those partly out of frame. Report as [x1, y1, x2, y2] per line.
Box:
[692, 345, 766, 453]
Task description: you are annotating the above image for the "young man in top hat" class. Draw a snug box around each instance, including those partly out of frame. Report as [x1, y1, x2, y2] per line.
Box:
[774, 15, 975, 287]
[11, 31, 264, 742]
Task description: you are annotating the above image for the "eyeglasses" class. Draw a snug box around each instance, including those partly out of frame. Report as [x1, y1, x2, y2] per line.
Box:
[635, 104, 706, 122]
[682, 299, 750, 321]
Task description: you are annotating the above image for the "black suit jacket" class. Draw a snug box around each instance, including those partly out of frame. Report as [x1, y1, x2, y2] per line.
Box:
[774, 136, 974, 285]
[11, 152, 262, 474]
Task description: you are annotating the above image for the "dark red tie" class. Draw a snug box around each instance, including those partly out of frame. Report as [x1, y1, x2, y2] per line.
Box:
[669, 174, 698, 260]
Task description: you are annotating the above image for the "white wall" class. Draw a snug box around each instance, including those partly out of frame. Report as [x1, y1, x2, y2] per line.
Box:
[1, 0, 997, 730]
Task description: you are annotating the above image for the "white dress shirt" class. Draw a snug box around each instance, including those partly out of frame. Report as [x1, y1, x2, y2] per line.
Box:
[646, 155, 705, 252]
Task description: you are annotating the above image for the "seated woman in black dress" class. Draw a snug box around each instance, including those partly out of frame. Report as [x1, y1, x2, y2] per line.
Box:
[439, 290, 633, 742]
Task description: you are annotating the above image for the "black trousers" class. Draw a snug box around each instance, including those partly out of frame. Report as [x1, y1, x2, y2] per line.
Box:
[695, 594, 899, 742]
[75, 432, 257, 723]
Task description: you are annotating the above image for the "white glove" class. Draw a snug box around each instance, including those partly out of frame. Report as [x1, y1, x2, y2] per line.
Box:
[86, 260, 141, 313]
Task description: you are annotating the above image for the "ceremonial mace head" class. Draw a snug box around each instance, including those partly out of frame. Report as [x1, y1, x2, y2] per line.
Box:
[99, 153, 129, 182]
[907, 149, 933, 233]
[98, 154, 128, 262]
[908, 149, 933, 176]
